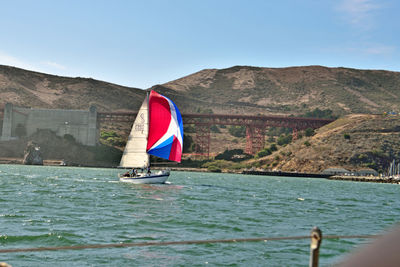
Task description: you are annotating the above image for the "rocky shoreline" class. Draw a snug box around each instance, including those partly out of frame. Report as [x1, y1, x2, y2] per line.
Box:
[329, 175, 400, 184]
[0, 157, 65, 166]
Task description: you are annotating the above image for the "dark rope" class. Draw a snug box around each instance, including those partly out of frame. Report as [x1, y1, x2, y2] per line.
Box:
[0, 234, 376, 253]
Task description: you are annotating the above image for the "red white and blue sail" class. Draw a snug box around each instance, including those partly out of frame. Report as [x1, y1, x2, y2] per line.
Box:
[146, 90, 183, 162]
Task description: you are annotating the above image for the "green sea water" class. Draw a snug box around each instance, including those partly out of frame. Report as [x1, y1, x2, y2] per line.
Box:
[1, 164, 399, 266]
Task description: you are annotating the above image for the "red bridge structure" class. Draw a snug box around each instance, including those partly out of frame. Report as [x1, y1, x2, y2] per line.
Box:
[98, 112, 335, 157]
[0, 108, 334, 157]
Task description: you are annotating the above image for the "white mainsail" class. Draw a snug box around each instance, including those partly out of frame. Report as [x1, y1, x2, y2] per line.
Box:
[119, 95, 149, 168]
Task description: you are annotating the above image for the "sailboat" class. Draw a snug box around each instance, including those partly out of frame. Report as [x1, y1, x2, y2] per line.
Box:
[119, 90, 183, 184]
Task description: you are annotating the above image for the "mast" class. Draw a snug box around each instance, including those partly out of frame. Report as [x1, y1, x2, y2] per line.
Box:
[146, 91, 150, 168]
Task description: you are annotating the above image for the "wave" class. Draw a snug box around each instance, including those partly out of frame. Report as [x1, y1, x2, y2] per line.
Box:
[0, 232, 81, 246]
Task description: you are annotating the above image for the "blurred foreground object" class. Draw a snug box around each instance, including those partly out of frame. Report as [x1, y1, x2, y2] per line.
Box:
[337, 224, 400, 267]
[310, 227, 322, 267]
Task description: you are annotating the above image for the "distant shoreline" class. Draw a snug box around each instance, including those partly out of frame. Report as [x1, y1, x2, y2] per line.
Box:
[0, 157, 22, 165]
[0, 157, 109, 168]
[1, 158, 398, 184]
[241, 170, 331, 179]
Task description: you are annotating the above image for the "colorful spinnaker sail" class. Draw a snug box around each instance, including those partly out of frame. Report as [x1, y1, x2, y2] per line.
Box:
[146, 90, 183, 162]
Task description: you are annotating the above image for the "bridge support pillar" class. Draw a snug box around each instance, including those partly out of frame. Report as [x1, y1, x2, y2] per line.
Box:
[194, 125, 210, 159]
[292, 128, 298, 140]
[87, 105, 98, 146]
[245, 125, 265, 155]
[1, 103, 13, 141]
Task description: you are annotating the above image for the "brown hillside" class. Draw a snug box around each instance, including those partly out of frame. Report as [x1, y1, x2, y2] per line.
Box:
[253, 114, 400, 173]
[0, 65, 145, 111]
[157, 65, 400, 115]
[1, 64, 400, 116]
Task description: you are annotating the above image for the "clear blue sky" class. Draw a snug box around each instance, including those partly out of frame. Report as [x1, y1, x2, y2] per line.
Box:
[1, 0, 399, 89]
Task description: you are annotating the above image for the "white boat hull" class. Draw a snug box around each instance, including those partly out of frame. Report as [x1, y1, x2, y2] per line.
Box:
[119, 170, 170, 184]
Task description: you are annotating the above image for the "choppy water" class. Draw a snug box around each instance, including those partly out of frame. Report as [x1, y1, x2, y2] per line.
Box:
[1, 164, 399, 266]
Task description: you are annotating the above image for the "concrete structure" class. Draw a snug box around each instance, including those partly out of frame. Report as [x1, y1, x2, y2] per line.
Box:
[0, 103, 98, 146]
[1, 103, 13, 141]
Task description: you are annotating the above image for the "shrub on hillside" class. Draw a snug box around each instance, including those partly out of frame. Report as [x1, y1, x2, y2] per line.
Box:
[269, 143, 278, 152]
[277, 134, 292, 146]
[255, 144, 278, 159]
[256, 148, 272, 158]
[215, 149, 252, 162]
[202, 160, 232, 171]
[100, 130, 126, 147]
[184, 125, 196, 133]
[228, 125, 246, 138]
[349, 151, 390, 172]
[207, 165, 222, 172]
[210, 125, 221, 133]
[100, 130, 118, 139]
[183, 134, 194, 153]
[304, 128, 315, 137]
[303, 108, 336, 119]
